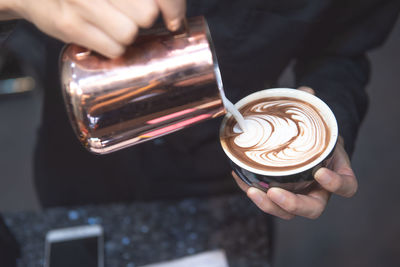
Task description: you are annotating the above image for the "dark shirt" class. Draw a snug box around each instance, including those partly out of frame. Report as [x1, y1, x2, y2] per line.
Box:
[7, 0, 399, 206]
[0, 20, 16, 44]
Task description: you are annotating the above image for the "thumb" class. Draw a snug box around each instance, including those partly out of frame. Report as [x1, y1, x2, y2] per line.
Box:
[297, 86, 315, 95]
[156, 0, 186, 31]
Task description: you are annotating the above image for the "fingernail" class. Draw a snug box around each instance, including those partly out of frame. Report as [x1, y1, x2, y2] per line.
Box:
[248, 188, 263, 205]
[269, 189, 286, 205]
[315, 169, 331, 185]
[168, 19, 181, 31]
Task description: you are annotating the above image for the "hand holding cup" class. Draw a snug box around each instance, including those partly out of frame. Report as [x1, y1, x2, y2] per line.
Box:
[222, 87, 358, 220]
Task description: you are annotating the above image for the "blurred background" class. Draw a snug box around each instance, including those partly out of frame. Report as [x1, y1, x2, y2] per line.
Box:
[274, 17, 400, 267]
[0, 17, 399, 267]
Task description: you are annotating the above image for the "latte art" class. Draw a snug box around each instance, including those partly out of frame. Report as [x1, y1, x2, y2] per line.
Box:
[221, 97, 330, 172]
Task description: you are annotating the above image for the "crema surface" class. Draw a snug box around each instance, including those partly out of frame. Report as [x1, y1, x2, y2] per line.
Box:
[221, 97, 330, 172]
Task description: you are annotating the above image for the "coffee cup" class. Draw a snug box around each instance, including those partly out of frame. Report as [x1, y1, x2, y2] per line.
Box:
[220, 88, 338, 193]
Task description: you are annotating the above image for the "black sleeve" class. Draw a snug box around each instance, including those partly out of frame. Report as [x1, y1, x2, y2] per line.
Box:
[0, 20, 17, 45]
[294, 0, 400, 156]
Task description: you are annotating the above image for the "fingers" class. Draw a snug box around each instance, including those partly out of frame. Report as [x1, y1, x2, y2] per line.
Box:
[330, 137, 352, 168]
[297, 86, 315, 95]
[19, 0, 186, 58]
[232, 171, 331, 219]
[110, 0, 159, 28]
[231, 171, 250, 192]
[80, 2, 139, 46]
[49, 10, 125, 58]
[69, 22, 126, 58]
[232, 172, 294, 220]
[79, 0, 185, 56]
[315, 167, 358, 198]
[267, 187, 330, 219]
[314, 137, 358, 198]
[156, 0, 186, 31]
[247, 187, 295, 220]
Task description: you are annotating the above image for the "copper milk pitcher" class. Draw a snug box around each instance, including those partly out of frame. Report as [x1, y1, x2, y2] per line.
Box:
[60, 16, 226, 154]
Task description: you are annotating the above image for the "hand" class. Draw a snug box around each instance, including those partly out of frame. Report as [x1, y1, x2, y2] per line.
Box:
[5, 0, 186, 58]
[232, 86, 358, 220]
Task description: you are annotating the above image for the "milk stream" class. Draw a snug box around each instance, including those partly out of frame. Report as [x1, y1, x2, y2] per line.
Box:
[221, 95, 247, 132]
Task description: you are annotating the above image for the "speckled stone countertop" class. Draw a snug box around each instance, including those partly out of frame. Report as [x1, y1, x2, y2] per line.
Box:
[4, 194, 272, 267]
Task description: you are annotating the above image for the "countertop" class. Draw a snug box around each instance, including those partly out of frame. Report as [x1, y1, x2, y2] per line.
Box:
[4, 194, 272, 267]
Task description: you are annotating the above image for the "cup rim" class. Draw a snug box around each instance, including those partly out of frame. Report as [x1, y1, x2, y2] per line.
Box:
[220, 88, 338, 176]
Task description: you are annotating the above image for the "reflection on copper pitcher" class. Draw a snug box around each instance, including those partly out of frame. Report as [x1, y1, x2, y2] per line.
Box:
[60, 16, 226, 154]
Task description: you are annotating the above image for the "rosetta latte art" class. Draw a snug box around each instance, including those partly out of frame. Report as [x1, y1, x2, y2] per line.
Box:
[221, 97, 330, 172]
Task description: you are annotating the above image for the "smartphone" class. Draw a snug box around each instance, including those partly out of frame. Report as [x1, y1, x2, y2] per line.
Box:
[44, 225, 104, 267]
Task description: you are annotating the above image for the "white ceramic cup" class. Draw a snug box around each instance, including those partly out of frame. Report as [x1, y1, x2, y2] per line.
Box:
[220, 88, 338, 193]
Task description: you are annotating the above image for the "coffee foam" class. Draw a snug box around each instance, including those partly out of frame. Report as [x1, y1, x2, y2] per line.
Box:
[220, 89, 338, 176]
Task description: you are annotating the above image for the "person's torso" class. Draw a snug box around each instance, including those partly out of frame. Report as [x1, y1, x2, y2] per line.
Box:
[36, 0, 361, 206]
